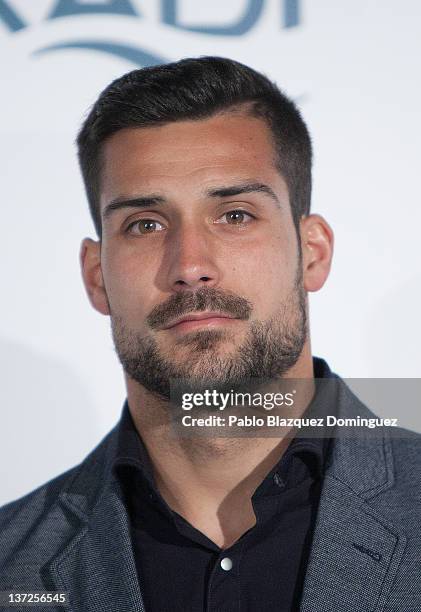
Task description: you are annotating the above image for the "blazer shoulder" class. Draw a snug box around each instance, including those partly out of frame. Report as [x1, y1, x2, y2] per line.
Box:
[0, 425, 118, 537]
[390, 425, 421, 488]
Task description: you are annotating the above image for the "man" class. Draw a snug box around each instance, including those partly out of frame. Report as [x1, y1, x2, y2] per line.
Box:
[1, 57, 420, 612]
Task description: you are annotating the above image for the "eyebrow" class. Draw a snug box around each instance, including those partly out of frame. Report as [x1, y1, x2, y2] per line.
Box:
[206, 182, 280, 206]
[102, 181, 280, 220]
[103, 195, 165, 220]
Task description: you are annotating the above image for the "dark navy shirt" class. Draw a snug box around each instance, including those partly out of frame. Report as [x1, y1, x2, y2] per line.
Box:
[113, 358, 336, 612]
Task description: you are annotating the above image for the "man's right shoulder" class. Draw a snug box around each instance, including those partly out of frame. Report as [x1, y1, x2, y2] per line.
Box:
[0, 425, 118, 557]
[0, 464, 79, 526]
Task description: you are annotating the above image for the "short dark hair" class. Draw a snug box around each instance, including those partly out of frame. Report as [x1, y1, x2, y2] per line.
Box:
[77, 56, 312, 238]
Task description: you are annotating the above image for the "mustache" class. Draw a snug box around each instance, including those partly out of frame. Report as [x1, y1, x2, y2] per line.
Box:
[146, 287, 252, 330]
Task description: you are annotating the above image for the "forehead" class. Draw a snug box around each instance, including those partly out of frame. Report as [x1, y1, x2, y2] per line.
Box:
[99, 112, 283, 206]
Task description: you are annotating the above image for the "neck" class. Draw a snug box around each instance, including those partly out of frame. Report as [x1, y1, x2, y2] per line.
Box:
[125, 346, 315, 548]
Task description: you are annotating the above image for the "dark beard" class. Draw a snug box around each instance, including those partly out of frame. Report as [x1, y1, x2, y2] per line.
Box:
[110, 275, 307, 401]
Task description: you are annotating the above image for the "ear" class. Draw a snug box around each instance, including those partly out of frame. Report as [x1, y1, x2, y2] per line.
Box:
[80, 238, 110, 315]
[299, 214, 334, 292]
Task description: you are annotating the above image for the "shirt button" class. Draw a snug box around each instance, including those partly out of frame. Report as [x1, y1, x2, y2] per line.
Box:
[220, 557, 233, 571]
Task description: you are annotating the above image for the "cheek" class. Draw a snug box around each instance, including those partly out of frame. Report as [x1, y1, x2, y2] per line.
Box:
[101, 244, 159, 320]
[228, 230, 298, 316]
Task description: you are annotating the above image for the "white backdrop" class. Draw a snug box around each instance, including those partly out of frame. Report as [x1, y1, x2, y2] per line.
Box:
[1, 0, 420, 506]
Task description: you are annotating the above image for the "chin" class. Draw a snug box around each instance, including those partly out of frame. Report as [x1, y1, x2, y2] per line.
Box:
[174, 328, 235, 349]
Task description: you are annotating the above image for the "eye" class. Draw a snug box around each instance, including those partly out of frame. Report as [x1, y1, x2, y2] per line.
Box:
[126, 219, 165, 235]
[216, 210, 255, 225]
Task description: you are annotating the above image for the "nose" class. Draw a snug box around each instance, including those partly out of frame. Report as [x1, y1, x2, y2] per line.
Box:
[166, 223, 221, 292]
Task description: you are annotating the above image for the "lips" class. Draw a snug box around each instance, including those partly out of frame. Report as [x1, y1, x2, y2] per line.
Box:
[162, 312, 237, 330]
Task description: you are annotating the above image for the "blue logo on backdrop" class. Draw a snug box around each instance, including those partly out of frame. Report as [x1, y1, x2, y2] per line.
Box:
[0, 0, 300, 67]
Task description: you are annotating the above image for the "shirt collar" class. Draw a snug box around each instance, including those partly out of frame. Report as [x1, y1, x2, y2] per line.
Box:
[113, 401, 156, 488]
[113, 356, 336, 492]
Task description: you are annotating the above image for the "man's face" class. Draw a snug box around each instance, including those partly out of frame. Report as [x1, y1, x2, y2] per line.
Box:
[96, 112, 307, 398]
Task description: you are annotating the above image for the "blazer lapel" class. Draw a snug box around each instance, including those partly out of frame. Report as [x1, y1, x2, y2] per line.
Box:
[300, 472, 406, 612]
[45, 429, 146, 612]
[300, 382, 407, 612]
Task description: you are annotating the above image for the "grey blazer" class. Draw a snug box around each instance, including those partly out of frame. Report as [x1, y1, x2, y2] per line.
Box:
[1, 376, 421, 612]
